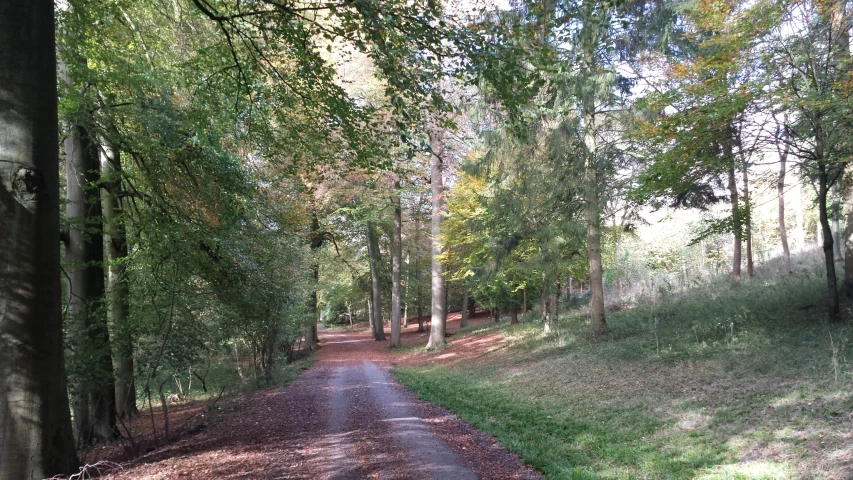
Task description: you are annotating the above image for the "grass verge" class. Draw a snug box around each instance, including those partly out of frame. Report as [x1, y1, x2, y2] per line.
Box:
[393, 268, 853, 479]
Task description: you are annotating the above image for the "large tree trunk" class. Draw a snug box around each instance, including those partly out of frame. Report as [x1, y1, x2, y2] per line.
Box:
[65, 124, 118, 445]
[778, 140, 792, 273]
[426, 130, 447, 350]
[583, 113, 607, 335]
[0, 2, 79, 476]
[101, 140, 139, 419]
[390, 182, 403, 347]
[366, 222, 385, 341]
[818, 162, 841, 320]
[63, 60, 118, 445]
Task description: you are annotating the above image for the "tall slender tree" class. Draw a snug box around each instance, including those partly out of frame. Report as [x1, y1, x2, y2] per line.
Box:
[426, 130, 447, 350]
[101, 139, 138, 419]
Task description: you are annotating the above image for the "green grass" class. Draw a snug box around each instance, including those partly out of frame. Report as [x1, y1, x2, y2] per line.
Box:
[392, 266, 853, 479]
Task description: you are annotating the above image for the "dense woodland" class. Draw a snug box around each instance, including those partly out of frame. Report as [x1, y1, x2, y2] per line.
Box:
[2, 0, 853, 478]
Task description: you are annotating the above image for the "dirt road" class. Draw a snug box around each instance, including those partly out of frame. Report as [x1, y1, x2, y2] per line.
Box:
[102, 317, 536, 479]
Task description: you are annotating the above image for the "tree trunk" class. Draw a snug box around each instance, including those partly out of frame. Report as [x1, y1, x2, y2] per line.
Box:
[0, 2, 79, 476]
[306, 211, 321, 351]
[63, 65, 117, 444]
[367, 222, 385, 341]
[778, 140, 792, 273]
[390, 182, 403, 347]
[843, 169, 853, 295]
[367, 296, 373, 330]
[585, 140, 607, 334]
[426, 130, 447, 350]
[511, 307, 519, 324]
[818, 162, 841, 320]
[468, 297, 476, 320]
[101, 140, 139, 419]
[522, 287, 527, 315]
[416, 296, 424, 333]
[403, 251, 409, 328]
[728, 161, 742, 282]
[796, 181, 806, 250]
[460, 291, 469, 328]
[833, 180, 843, 261]
[742, 167, 754, 277]
[567, 274, 573, 302]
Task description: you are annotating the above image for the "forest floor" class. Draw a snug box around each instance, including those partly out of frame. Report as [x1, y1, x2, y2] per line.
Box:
[92, 310, 538, 479]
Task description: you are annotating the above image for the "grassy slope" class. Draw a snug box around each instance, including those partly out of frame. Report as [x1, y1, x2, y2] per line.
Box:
[393, 266, 853, 479]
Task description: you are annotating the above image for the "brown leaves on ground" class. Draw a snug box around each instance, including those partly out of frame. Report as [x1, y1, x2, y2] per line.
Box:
[87, 310, 536, 479]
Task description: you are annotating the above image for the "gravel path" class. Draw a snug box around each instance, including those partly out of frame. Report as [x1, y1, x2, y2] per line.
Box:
[100, 318, 538, 479]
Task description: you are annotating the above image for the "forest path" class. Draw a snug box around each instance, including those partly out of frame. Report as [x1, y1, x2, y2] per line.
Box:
[314, 328, 476, 479]
[100, 317, 536, 479]
[294, 323, 537, 479]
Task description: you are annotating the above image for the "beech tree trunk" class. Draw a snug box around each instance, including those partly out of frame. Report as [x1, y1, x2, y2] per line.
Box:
[0, 2, 79, 476]
[65, 123, 118, 444]
[366, 222, 386, 341]
[101, 141, 139, 419]
[390, 182, 403, 347]
[426, 130, 447, 350]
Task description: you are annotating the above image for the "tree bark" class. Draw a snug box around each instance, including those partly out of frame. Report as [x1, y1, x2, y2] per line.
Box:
[390, 182, 403, 347]
[0, 2, 79, 476]
[584, 124, 607, 335]
[306, 211, 321, 351]
[426, 130, 447, 349]
[818, 161, 841, 320]
[101, 140, 139, 419]
[511, 307, 519, 324]
[367, 222, 386, 340]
